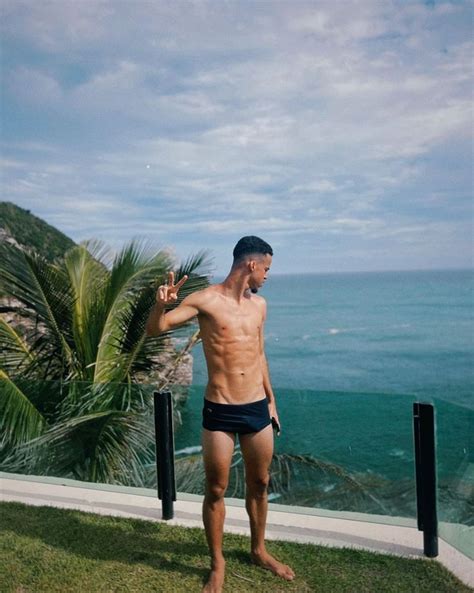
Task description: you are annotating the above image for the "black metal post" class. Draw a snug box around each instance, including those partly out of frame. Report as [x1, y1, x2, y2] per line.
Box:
[413, 402, 438, 557]
[154, 391, 176, 520]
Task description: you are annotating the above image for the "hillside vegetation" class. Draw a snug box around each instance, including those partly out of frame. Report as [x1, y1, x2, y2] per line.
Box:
[0, 201, 76, 262]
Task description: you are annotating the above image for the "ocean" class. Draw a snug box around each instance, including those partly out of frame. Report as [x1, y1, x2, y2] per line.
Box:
[191, 268, 473, 406]
[173, 269, 473, 523]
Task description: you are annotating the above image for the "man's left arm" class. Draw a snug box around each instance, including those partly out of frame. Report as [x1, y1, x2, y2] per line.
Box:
[259, 299, 280, 431]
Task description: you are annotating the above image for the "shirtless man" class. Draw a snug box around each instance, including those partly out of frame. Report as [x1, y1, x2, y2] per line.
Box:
[146, 235, 295, 593]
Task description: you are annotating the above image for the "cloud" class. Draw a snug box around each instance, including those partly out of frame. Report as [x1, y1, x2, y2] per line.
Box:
[1, 0, 112, 51]
[1, 0, 472, 272]
[9, 66, 63, 104]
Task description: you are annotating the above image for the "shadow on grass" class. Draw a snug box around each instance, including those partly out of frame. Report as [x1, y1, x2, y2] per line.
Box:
[1, 501, 471, 593]
[1, 502, 212, 582]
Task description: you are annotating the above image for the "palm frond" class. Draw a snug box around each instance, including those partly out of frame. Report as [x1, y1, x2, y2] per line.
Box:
[93, 241, 173, 383]
[105, 240, 173, 304]
[79, 239, 114, 270]
[55, 381, 153, 429]
[87, 411, 155, 484]
[64, 243, 108, 374]
[7, 405, 154, 484]
[110, 285, 168, 379]
[0, 318, 56, 380]
[0, 316, 35, 375]
[170, 249, 213, 304]
[0, 314, 73, 381]
[0, 243, 76, 370]
[0, 370, 46, 447]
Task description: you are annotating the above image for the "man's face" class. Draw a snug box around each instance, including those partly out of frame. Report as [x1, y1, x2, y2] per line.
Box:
[249, 253, 272, 293]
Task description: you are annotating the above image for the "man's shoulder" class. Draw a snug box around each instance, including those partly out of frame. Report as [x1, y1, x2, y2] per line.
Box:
[183, 285, 219, 306]
[251, 293, 267, 310]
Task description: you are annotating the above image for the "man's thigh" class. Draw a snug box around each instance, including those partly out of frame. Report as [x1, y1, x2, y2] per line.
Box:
[239, 424, 273, 480]
[201, 428, 236, 484]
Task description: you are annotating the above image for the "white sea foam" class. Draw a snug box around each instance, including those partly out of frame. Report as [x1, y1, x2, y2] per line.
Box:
[327, 326, 368, 335]
[176, 445, 202, 456]
[171, 337, 190, 346]
[267, 492, 282, 501]
[388, 448, 408, 459]
[326, 324, 409, 336]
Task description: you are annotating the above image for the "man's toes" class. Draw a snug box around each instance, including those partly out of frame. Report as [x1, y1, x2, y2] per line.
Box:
[284, 564, 295, 579]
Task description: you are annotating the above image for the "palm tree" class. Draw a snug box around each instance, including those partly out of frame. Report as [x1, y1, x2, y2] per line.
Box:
[0, 239, 211, 484]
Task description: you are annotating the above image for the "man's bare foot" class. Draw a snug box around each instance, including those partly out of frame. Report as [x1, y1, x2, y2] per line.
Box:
[202, 560, 225, 593]
[251, 549, 295, 581]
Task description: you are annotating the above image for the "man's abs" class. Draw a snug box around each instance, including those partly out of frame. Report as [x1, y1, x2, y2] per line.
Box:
[203, 355, 265, 404]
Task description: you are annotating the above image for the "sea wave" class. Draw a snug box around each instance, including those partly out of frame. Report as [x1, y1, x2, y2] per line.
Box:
[388, 448, 411, 461]
[327, 327, 367, 335]
[267, 492, 282, 501]
[176, 445, 202, 456]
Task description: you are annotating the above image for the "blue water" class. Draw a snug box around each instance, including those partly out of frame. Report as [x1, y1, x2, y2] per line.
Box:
[191, 269, 474, 406]
[176, 386, 472, 479]
[173, 269, 473, 523]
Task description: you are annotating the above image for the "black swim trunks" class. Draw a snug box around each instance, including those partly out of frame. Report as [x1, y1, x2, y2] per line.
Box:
[202, 397, 271, 434]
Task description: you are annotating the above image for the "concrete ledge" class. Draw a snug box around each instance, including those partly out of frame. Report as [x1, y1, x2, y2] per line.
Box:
[1, 473, 472, 588]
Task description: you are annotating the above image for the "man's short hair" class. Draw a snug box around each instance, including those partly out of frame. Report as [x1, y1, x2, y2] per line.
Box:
[232, 236, 273, 263]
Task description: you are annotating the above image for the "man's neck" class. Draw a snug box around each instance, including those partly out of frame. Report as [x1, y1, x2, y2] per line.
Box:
[220, 271, 251, 303]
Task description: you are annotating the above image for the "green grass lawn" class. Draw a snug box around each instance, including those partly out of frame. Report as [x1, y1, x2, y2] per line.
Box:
[0, 502, 470, 593]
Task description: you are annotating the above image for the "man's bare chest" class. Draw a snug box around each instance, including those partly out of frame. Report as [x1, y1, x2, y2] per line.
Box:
[198, 301, 262, 340]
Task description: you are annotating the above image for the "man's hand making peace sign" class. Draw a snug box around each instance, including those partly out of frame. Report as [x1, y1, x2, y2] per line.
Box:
[156, 271, 188, 305]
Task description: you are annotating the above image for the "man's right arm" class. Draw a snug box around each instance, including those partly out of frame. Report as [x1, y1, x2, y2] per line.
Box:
[146, 296, 199, 336]
[145, 271, 199, 337]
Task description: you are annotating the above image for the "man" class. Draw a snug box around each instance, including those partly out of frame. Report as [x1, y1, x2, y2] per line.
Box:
[146, 236, 295, 593]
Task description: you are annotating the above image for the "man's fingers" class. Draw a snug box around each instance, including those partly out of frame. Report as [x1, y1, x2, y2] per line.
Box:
[175, 274, 188, 289]
[168, 273, 188, 293]
[161, 272, 187, 299]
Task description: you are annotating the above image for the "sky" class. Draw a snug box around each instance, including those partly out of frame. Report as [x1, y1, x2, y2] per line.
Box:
[1, 0, 472, 276]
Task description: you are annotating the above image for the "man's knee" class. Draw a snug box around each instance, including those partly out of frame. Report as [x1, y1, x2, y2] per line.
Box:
[246, 472, 270, 496]
[205, 479, 228, 502]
